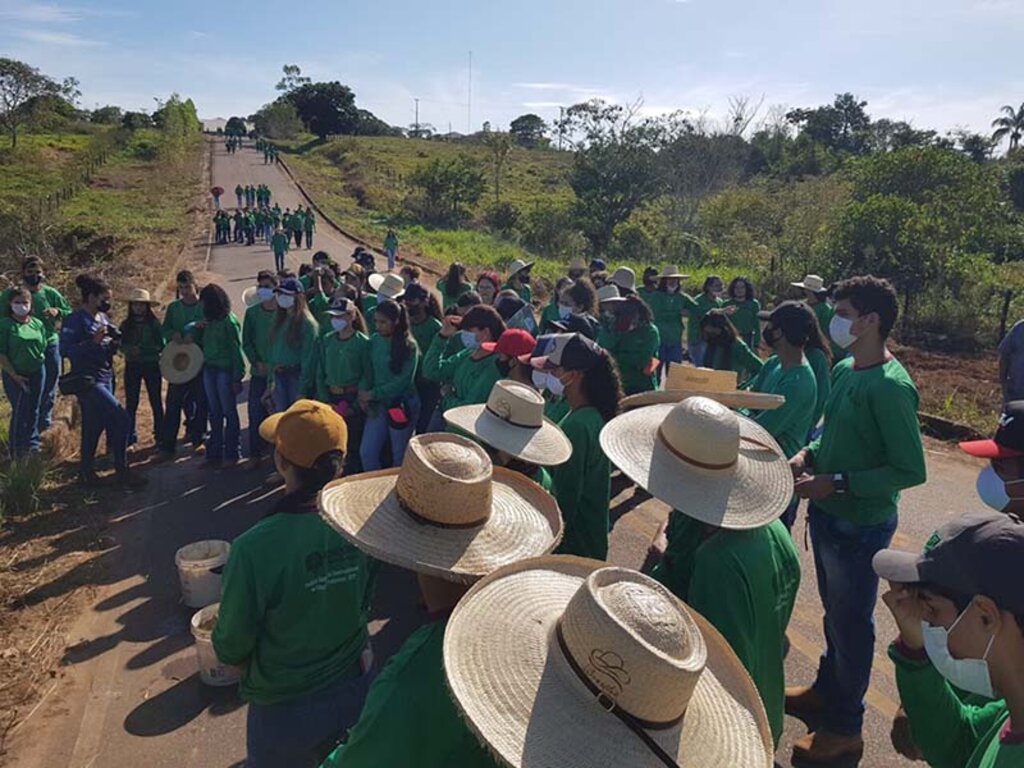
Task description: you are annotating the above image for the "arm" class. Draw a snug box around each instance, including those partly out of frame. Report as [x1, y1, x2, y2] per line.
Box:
[421, 333, 464, 383]
[735, 342, 764, 383]
[847, 378, 927, 497]
[754, 370, 816, 439]
[211, 547, 261, 666]
[51, 288, 72, 318]
[298, 320, 318, 396]
[241, 308, 258, 368]
[371, 345, 417, 404]
[315, 336, 329, 402]
[229, 315, 245, 382]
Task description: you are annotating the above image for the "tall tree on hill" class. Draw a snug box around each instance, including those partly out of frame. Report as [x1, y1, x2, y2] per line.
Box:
[287, 82, 360, 140]
[992, 103, 1024, 152]
[786, 92, 871, 155]
[276, 64, 311, 95]
[509, 113, 548, 148]
[482, 131, 515, 202]
[250, 101, 303, 139]
[0, 57, 68, 149]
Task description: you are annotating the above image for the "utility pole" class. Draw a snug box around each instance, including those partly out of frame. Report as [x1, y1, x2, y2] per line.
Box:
[558, 105, 565, 151]
[414, 97, 420, 138]
[467, 50, 473, 134]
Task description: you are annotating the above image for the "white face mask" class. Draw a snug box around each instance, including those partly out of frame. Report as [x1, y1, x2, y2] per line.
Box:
[975, 465, 1024, 511]
[331, 317, 349, 333]
[11, 303, 31, 317]
[276, 294, 296, 310]
[558, 304, 572, 320]
[531, 369, 566, 397]
[921, 606, 996, 699]
[257, 287, 275, 302]
[829, 314, 858, 349]
[460, 330, 480, 351]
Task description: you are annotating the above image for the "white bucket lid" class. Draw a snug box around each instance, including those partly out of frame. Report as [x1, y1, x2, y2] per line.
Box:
[175, 540, 231, 569]
[191, 602, 220, 639]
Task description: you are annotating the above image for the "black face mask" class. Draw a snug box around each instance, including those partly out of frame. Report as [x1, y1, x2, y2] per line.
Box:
[762, 326, 780, 348]
[24, 274, 43, 287]
[519, 274, 531, 284]
[98, 300, 112, 313]
[496, 358, 513, 377]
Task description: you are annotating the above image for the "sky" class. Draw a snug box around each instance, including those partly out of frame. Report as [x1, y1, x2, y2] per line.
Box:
[1, 0, 1023, 138]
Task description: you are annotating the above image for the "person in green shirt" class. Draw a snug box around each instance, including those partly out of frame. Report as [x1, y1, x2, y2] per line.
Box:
[725, 276, 762, 349]
[234, 184, 244, 208]
[269, 278, 319, 411]
[786, 275, 927, 764]
[503, 259, 533, 304]
[793, 273, 846, 362]
[646, 266, 689, 370]
[599, 295, 660, 395]
[290, 206, 305, 248]
[805, 331, 834, 432]
[120, 289, 165, 447]
[558, 278, 601, 341]
[681, 274, 726, 366]
[303, 210, 316, 249]
[422, 305, 506, 432]
[475, 271, 500, 306]
[383, 228, 399, 272]
[195, 284, 244, 466]
[528, 333, 621, 560]
[242, 271, 279, 462]
[403, 283, 444, 432]
[700, 310, 763, 384]
[0, 287, 48, 458]
[436, 262, 473, 311]
[159, 270, 208, 455]
[213, 399, 373, 768]
[539, 277, 574, 334]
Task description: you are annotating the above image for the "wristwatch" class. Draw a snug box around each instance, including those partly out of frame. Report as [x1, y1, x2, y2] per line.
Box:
[832, 473, 849, 494]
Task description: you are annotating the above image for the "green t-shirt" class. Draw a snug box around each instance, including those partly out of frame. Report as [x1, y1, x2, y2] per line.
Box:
[651, 515, 799, 747]
[647, 291, 686, 348]
[435, 279, 472, 311]
[409, 316, 442, 369]
[705, 339, 764, 385]
[303, 213, 316, 233]
[602, 323, 660, 395]
[552, 406, 611, 560]
[682, 292, 724, 345]
[242, 302, 278, 375]
[502, 281, 532, 304]
[270, 232, 290, 255]
[746, 356, 817, 458]
[315, 331, 370, 401]
[308, 292, 332, 329]
[806, 346, 832, 428]
[121, 318, 164, 364]
[422, 335, 502, 412]
[268, 314, 320, 395]
[0, 285, 71, 347]
[198, 314, 244, 380]
[808, 356, 926, 526]
[212, 499, 370, 705]
[725, 297, 762, 339]
[361, 294, 378, 327]
[0, 316, 47, 374]
[366, 333, 417, 407]
[161, 298, 204, 341]
[320, 621, 498, 768]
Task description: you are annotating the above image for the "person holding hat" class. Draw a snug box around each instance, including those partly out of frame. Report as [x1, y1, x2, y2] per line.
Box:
[194, 284, 245, 467]
[159, 270, 208, 455]
[0, 287, 49, 458]
[213, 400, 374, 768]
[700, 310, 763, 385]
[874, 510, 1024, 768]
[567, 257, 587, 281]
[242, 271, 279, 461]
[725, 276, 761, 350]
[792, 273, 844, 360]
[529, 333, 622, 559]
[437, 262, 473, 311]
[602, 396, 800, 747]
[475, 271, 501, 306]
[443, 556, 776, 768]
[598, 294, 660, 395]
[785, 275, 926, 763]
[269, 277, 319, 411]
[647, 266, 690, 369]
[539, 276, 574, 333]
[120, 288, 165, 448]
[318, 433, 563, 768]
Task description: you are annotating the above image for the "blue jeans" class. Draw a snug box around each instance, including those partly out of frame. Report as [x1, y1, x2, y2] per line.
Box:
[3, 369, 44, 458]
[809, 504, 898, 735]
[203, 366, 240, 462]
[688, 339, 707, 367]
[272, 368, 302, 412]
[360, 395, 419, 471]
[38, 342, 61, 432]
[274, 251, 286, 272]
[415, 381, 441, 434]
[78, 380, 130, 474]
[160, 376, 208, 452]
[124, 360, 163, 444]
[246, 670, 372, 768]
[247, 375, 270, 458]
[385, 248, 396, 272]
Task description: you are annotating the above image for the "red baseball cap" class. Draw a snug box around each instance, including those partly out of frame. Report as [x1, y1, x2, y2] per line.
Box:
[959, 401, 1024, 459]
[481, 328, 536, 357]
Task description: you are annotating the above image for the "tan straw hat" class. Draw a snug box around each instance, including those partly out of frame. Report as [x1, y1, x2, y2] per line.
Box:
[126, 287, 160, 306]
[374, 273, 405, 301]
[659, 265, 689, 280]
[791, 274, 826, 293]
[610, 266, 636, 292]
[568, 257, 587, 272]
[444, 380, 572, 466]
[159, 340, 204, 384]
[600, 396, 792, 529]
[621, 365, 785, 411]
[596, 284, 626, 304]
[319, 434, 563, 583]
[444, 556, 774, 768]
[508, 258, 535, 277]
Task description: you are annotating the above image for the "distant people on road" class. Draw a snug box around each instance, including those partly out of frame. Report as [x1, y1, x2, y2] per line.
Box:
[383, 228, 398, 271]
[0, 287, 48, 459]
[303, 209, 316, 249]
[270, 225, 290, 272]
[235, 184, 244, 207]
[119, 288, 164, 449]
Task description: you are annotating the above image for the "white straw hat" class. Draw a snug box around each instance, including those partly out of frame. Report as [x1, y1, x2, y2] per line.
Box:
[600, 396, 792, 529]
[508, 258, 535, 277]
[444, 380, 573, 466]
[659, 265, 689, 280]
[596, 284, 626, 304]
[791, 274, 826, 293]
[159, 341, 204, 384]
[374, 273, 405, 301]
[126, 287, 161, 306]
[319, 434, 563, 583]
[444, 556, 773, 768]
[610, 266, 636, 292]
[568, 257, 587, 272]
[621, 365, 785, 411]
[367, 272, 386, 292]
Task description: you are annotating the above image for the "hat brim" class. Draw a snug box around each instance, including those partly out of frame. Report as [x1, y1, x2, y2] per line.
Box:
[872, 548, 926, 584]
[599, 403, 792, 529]
[258, 411, 285, 444]
[367, 273, 386, 291]
[443, 405, 572, 466]
[159, 342, 204, 384]
[958, 439, 1022, 459]
[241, 287, 261, 308]
[318, 467, 563, 584]
[510, 261, 535, 276]
[444, 556, 774, 768]
[620, 390, 785, 412]
[598, 296, 627, 304]
[659, 273, 689, 280]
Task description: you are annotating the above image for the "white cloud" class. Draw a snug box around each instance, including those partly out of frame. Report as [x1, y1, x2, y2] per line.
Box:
[0, 2, 79, 22]
[18, 28, 106, 46]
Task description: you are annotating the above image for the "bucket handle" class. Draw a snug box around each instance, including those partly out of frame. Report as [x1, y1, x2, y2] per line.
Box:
[209, 565, 224, 576]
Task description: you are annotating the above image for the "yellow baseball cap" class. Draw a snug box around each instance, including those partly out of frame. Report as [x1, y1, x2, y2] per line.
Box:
[259, 399, 349, 468]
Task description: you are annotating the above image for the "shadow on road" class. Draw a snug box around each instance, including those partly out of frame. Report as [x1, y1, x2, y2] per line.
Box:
[124, 673, 244, 737]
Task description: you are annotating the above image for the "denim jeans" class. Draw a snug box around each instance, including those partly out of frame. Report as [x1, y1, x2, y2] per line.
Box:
[3, 369, 44, 458]
[360, 395, 420, 471]
[809, 504, 898, 735]
[272, 368, 302, 412]
[203, 366, 241, 462]
[160, 376, 208, 452]
[38, 342, 61, 432]
[274, 251, 286, 272]
[78, 380, 130, 474]
[687, 339, 707, 367]
[415, 381, 441, 434]
[385, 248, 397, 272]
[124, 360, 163, 444]
[246, 670, 372, 768]
[247, 375, 270, 458]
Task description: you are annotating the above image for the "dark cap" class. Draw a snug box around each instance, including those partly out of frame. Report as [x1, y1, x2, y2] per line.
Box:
[495, 294, 526, 322]
[521, 332, 604, 372]
[277, 277, 302, 295]
[589, 258, 607, 272]
[326, 296, 356, 316]
[959, 401, 1024, 459]
[759, 300, 817, 341]
[873, 510, 1024, 614]
[549, 313, 600, 340]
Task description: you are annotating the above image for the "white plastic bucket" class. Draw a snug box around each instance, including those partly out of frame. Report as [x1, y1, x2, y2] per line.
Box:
[174, 540, 230, 608]
[190, 603, 241, 687]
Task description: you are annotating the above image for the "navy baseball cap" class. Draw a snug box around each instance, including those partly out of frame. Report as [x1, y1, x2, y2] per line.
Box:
[521, 333, 604, 372]
[959, 401, 1024, 459]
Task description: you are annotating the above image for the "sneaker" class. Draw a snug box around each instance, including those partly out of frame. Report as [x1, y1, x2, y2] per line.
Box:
[79, 470, 103, 487]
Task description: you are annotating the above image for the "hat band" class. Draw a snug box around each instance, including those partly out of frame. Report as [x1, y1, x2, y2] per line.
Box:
[485, 404, 542, 430]
[555, 622, 683, 767]
[657, 426, 737, 471]
[395, 487, 491, 529]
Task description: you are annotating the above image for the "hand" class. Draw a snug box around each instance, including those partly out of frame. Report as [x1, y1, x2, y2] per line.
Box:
[440, 315, 461, 338]
[358, 389, 372, 406]
[890, 708, 924, 761]
[45, 307, 60, 318]
[789, 450, 809, 479]
[793, 473, 835, 501]
[194, 321, 208, 330]
[881, 584, 926, 651]
[92, 326, 107, 344]
[722, 305, 738, 315]
[11, 373, 28, 390]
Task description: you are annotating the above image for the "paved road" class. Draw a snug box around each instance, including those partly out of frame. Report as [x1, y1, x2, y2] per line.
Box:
[7, 138, 990, 768]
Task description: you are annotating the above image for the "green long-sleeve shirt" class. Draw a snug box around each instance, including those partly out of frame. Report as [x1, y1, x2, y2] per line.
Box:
[890, 643, 1017, 768]
[807, 356, 926, 526]
[409, 316, 442, 370]
[120, 318, 165, 364]
[421, 334, 502, 412]
[198, 314, 245, 380]
[0, 316, 47, 374]
[270, 232, 290, 255]
[746, 356, 817, 458]
[806, 346, 832, 427]
[724, 297, 762, 340]
[268, 315, 319, 394]
[212, 497, 370, 706]
[366, 333, 417, 406]
[706, 339, 764, 385]
[502, 281, 532, 304]
[0, 285, 71, 347]
[242, 303, 278, 376]
[435, 279, 472, 311]
[600, 323, 660, 395]
[315, 331, 370, 401]
[681, 292, 724, 345]
[647, 291, 686, 348]
[552, 406, 611, 561]
[161, 298, 204, 341]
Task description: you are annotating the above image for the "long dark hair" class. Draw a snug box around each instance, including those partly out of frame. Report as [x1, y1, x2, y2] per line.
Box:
[75, 273, 108, 303]
[375, 299, 413, 375]
[461, 305, 506, 344]
[442, 262, 467, 298]
[701, 311, 740, 359]
[272, 292, 314, 347]
[727, 276, 755, 302]
[272, 450, 346, 508]
[616, 295, 653, 330]
[566, 278, 598, 315]
[200, 284, 231, 322]
[122, 301, 160, 330]
[804, 310, 834, 365]
[702, 275, 723, 295]
[580, 351, 624, 424]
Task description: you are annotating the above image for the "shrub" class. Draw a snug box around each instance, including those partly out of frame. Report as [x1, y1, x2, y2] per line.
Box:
[0, 455, 51, 520]
[485, 201, 520, 235]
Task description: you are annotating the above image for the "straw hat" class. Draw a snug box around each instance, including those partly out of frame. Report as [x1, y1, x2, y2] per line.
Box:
[366, 272, 386, 292]
[160, 341, 204, 384]
[375, 273, 405, 301]
[791, 274, 826, 293]
[319, 434, 563, 583]
[621, 365, 785, 411]
[568, 257, 587, 272]
[444, 380, 572, 466]
[600, 396, 792, 529]
[241, 286, 261, 308]
[659, 265, 689, 280]
[126, 288, 160, 306]
[444, 556, 773, 768]
[508, 258, 534, 277]
[596, 284, 626, 304]
[610, 266, 636, 292]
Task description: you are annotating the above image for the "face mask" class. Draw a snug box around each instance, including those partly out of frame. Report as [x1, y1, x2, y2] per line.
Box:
[496, 358, 512, 377]
[829, 314, 858, 349]
[331, 317, 349, 333]
[666, 282, 680, 294]
[11, 303, 31, 317]
[407, 305, 425, 320]
[532, 369, 566, 397]
[460, 330, 480, 350]
[975, 465, 1024, 511]
[762, 326, 780, 348]
[24, 274, 42, 287]
[276, 294, 296, 310]
[257, 287, 275, 302]
[519, 274, 531, 284]
[98, 300, 112, 314]
[921, 606, 996, 699]
[558, 304, 572, 320]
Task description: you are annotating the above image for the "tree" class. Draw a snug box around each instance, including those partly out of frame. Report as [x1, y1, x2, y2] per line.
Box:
[407, 122, 435, 139]
[786, 93, 871, 155]
[287, 81, 359, 139]
[225, 116, 248, 135]
[509, 113, 548, 148]
[276, 64, 311, 95]
[250, 101, 303, 139]
[122, 111, 153, 131]
[992, 103, 1024, 152]
[90, 105, 123, 125]
[408, 155, 486, 224]
[482, 131, 515, 202]
[0, 57, 66, 149]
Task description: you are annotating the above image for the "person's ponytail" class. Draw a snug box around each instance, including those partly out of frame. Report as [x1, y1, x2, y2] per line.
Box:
[580, 352, 624, 424]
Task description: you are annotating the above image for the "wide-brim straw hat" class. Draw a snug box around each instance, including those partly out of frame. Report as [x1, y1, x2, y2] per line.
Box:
[596, 284, 626, 304]
[791, 274, 826, 293]
[444, 380, 572, 466]
[126, 288, 160, 306]
[568, 257, 587, 272]
[160, 341, 204, 384]
[375, 273, 406, 301]
[508, 258, 535, 277]
[319, 434, 563, 583]
[658, 265, 689, 280]
[366, 272, 386, 292]
[444, 556, 773, 768]
[610, 266, 636, 292]
[622, 364, 784, 411]
[600, 396, 792, 529]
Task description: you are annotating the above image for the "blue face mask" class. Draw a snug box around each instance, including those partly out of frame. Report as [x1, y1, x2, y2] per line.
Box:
[257, 287, 275, 302]
[460, 330, 480, 350]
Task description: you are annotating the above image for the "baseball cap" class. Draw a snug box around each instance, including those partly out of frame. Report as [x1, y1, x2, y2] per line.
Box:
[959, 401, 1024, 459]
[482, 328, 536, 357]
[326, 296, 356, 316]
[589, 258, 607, 272]
[521, 333, 604, 372]
[549, 313, 599, 339]
[873, 510, 1024, 614]
[259, 399, 349, 468]
[759, 300, 817, 338]
[277, 277, 302, 295]
[494, 294, 526, 322]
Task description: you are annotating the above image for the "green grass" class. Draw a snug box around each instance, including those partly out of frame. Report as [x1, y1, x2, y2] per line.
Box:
[0, 129, 107, 207]
[0, 454, 52, 521]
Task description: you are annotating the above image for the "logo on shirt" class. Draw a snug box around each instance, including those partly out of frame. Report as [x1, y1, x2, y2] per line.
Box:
[999, 413, 1014, 429]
